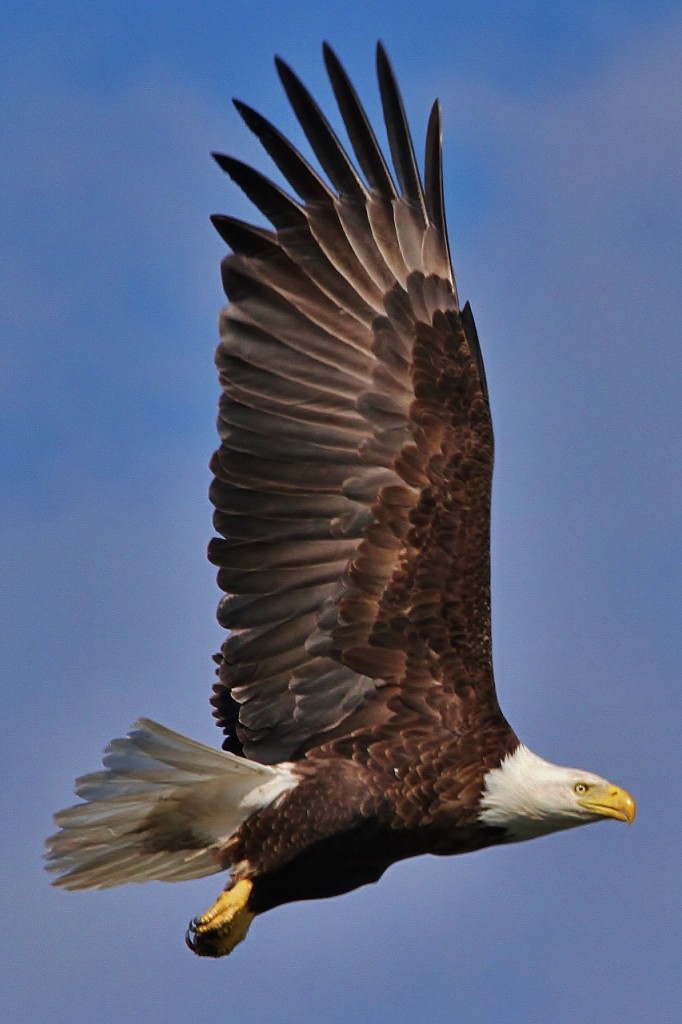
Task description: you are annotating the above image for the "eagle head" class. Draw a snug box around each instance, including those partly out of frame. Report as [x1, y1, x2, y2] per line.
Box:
[477, 744, 636, 841]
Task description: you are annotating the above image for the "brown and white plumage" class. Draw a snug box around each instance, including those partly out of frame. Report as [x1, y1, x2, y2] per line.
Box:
[46, 43, 635, 957]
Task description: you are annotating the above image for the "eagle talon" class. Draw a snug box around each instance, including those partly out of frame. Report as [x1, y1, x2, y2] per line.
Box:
[186, 879, 255, 958]
[184, 919, 199, 952]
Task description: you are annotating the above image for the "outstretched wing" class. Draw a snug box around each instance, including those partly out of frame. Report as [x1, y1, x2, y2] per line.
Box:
[209, 44, 497, 764]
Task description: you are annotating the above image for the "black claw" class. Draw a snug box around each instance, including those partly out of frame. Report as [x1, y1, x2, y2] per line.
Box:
[185, 918, 221, 958]
[185, 919, 199, 952]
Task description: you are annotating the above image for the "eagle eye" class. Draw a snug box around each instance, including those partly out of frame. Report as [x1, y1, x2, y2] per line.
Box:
[574, 782, 590, 795]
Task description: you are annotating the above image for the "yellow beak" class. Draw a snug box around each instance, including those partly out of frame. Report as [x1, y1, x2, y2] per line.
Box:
[578, 784, 636, 825]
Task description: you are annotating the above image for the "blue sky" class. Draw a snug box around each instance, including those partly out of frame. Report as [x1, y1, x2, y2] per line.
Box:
[3, 2, 680, 1021]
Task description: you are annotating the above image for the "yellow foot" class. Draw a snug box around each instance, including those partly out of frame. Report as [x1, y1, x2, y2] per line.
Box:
[185, 879, 255, 958]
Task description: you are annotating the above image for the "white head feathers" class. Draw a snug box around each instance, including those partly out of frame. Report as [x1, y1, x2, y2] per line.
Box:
[477, 744, 626, 841]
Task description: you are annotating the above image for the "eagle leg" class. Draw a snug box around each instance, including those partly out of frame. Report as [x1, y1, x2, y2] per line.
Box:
[185, 878, 255, 958]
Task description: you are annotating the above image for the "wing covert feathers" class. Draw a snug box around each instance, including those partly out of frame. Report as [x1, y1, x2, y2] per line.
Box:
[210, 44, 495, 763]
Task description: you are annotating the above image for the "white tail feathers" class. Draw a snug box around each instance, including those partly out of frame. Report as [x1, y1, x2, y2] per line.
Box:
[45, 719, 297, 890]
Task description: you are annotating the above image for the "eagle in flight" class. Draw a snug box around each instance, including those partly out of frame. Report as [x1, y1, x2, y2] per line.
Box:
[46, 43, 635, 958]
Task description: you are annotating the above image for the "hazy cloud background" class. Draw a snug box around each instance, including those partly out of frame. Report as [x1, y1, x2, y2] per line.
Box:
[3, 3, 680, 1022]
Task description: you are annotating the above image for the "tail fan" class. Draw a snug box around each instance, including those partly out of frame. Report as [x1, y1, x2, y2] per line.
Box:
[45, 719, 296, 890]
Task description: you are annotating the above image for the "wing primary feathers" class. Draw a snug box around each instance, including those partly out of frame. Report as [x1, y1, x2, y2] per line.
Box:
[322, 42, 397, 198]
[461, 301, 489, 403]
[274, 56, 368, 200]
[209, 215, 279, 258]
[375, 42, 427, 222]
[424, 101, 455, 302]
[423, 102, 444, 229]
[233, 99, 332, 204]
[212, 152, 307, 231]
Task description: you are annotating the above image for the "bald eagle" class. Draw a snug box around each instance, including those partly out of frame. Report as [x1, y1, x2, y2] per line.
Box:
[46, 43, 635, 958]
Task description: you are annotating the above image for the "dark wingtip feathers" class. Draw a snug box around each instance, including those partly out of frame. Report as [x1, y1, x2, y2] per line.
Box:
[218, 44, 447, 239]
[232, 97, 331, 203]
[424, 100, 452, 275]
[274, 53, 367, 199]
[375, 42, 427, 222]
[212, 150, 306, 231]
[322, 41, 396, 198]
